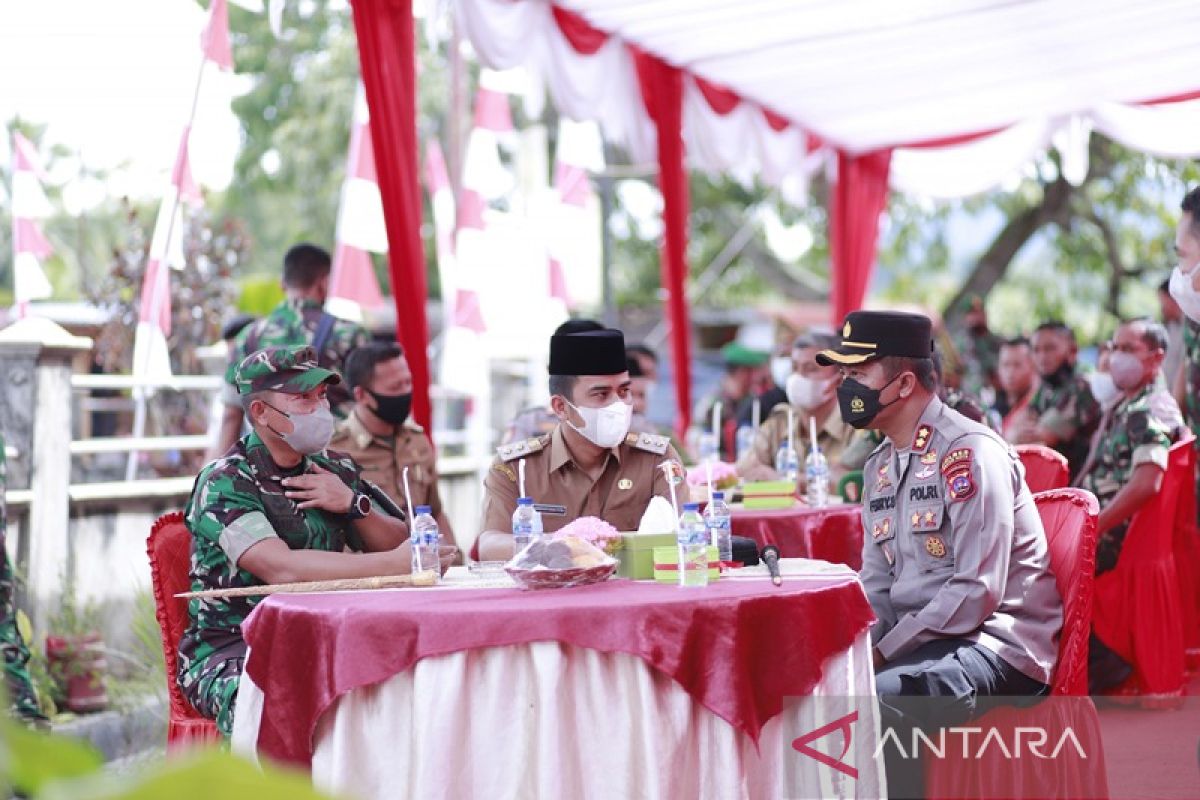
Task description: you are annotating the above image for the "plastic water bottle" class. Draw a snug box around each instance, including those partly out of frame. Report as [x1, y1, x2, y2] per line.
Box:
[735, 425, 756, 462]
[805, 446, 830, 507]
[704, 491, 733, 565]
[411, 505, 441, 580]
[677, 502, 710, 588]
[775, 442, 800, 487]
[511, 497, 543, 556]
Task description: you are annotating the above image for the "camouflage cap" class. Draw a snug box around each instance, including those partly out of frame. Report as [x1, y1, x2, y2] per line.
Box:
[234, 345, 341, 395]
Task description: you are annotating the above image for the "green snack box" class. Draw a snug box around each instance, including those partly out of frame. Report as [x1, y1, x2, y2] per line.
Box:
[740, 479, 797, 510]
[741, 480, 797, 496]
[652, 545, 720, 583]
[615, 531, 678, 579]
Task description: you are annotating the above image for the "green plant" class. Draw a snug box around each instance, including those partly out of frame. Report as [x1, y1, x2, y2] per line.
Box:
[101, 591, 167, 715]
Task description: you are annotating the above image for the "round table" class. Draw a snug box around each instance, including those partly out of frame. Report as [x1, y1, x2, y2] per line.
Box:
[731, 502, 864, 570]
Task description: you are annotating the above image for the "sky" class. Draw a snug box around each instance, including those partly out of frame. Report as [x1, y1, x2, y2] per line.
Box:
[0, 0, 245, 211]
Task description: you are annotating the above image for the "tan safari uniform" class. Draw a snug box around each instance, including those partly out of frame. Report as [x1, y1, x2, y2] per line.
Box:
[481, 425, 683, 534]
[329, 412, 444, 519]
[860, 395, 1063, 684]
[735, 404, 867, 484]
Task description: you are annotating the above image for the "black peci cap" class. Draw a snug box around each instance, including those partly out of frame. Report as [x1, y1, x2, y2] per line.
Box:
[549, 329, 628, 376]
[815, 310, 934, 366]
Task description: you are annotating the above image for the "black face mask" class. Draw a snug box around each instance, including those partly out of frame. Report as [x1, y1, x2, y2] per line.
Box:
[367, 390, 412, 426]
[836, 373, 904, 430]
[1040, 362, 1074, 388]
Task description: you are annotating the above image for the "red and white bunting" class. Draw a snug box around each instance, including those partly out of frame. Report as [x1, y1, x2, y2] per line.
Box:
[10, 132, 54, 315]
[327, 83, 386, 322]
[200, 0, 234, 71]
[545, 119, 605, 311]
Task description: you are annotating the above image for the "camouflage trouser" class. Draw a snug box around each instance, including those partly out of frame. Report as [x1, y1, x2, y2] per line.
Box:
[1, 554, 44, 723]
[181, 655, 244, 737]
[1095, 520, 1130, 577]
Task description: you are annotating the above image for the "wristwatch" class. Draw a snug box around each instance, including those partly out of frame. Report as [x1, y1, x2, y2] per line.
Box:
[346, 491, 372, 520]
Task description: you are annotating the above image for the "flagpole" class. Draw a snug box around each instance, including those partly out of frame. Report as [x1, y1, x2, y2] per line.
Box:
[126, 53, 210, 482]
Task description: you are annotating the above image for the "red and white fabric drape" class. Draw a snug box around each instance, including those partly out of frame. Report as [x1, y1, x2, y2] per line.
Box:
[9, 133, 55, 316]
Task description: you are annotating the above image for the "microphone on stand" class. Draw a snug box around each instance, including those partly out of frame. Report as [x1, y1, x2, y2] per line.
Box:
[760, 545, 782, 586]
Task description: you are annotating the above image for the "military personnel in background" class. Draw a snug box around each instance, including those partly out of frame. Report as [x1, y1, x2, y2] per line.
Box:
[478, 327, 684, 561]
[500, 319, 607, 445]
[1077, 320, 1181, 575]
[330, 342, 460, 558]
[211, 243, 370, 458]
[737, 329, 867, 485]
[818, 310, 1062, 798]
[180, 346, 452, 735]
[949, 295, 1003, 399]
[694, 341, 770, 461]
[1009, 321, 1101, 479]
[995, 337, 1039, 440]
[1169, 187, 1200, 523]
[0, 437, 46, 725]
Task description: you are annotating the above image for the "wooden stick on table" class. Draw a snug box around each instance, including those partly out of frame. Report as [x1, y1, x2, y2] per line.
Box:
[175, 571, 439, 599]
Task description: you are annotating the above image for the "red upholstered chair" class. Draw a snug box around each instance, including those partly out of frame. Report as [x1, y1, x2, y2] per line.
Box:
[927, 489, 1108, 799]
[146, 511, 221, 750]
[1170, 453, 1200, 671]
[1092, 435, 1193, 701]
[1014, 444, 1070, 494]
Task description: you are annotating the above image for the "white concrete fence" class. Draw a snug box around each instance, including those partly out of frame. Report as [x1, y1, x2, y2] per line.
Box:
[0, 317, 487, 650]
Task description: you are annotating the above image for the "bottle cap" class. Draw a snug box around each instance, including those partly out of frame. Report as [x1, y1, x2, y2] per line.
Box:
[712, 491, 724, 500]
[517, 497, 533, 505]
[683, 502, 700, 511]
[415, 505, 432, 515]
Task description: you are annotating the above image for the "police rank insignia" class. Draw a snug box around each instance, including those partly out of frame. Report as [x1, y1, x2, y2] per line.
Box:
[617, 478, 633, 490]
[920, 450, 938, 465]
[876, 462, 893, 491]
[912, 424, 932, 452]
[925, 535, 947, 558]
[940, 447, 976, 501]
[872, 517, 892, 539]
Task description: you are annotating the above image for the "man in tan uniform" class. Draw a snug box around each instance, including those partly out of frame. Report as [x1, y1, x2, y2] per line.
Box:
[477, 327, 684, 561]
[737, 329, 867, 485]
[329, 342, 459, 555]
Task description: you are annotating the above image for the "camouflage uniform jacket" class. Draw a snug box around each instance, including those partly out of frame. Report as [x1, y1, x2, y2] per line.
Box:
[1, 437, 44, 722]
[224, 299, 369, 416]
[1077, 383, 1177, 573]
[950, 328, 1002, 397]
[177, 432, 366, 696]
[1026, 368, 1102, 478]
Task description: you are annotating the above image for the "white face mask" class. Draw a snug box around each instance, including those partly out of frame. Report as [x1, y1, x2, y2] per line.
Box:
[264, 403, 335, 455]
[1169, 262, 1200, 323]
[786, 372, 835, 410]
[565, 399, 633, 448]
[770, 356, 793, 389]
[1086, 371, 1120, 406]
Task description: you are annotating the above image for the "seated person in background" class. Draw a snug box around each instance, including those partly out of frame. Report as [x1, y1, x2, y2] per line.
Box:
[625, 343, 659, 383]
[329, 342, 460, 558]
[694, 342, 769, 461]
[501, 319, 607, 445]
[178, 346, 453, 736]
[995, 337, 1039, 441]
[477, 327, 684, 561]
[626, 355, 656, 433]
[736, 329, 866, 486]
[819, 311, 1061, 798]
[737, 342, 792, 429]
[1076, 319, 1183, 575]
[1075, 319, 1182, 693]
[1009, 321, 1101, 479]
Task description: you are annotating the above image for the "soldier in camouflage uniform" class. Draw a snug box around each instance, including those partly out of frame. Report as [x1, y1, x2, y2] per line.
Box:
[211, 244, 370, 457]
[180, 346, 440, 736]
[1, 436, 46, 724]
[1076, 320, 1181, 576]
[1010, 321, 1101, 479]
[948, 295, 1003, 399]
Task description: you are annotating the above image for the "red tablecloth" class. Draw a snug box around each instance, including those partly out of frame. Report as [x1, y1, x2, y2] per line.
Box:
[242, 576, 874, 768]
[732, 504, 865, 570]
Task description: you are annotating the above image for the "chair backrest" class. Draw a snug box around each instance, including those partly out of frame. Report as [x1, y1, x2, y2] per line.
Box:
[146, 511, 203, 720]
[1016, 444, 1070, 494]
[1033, 488, 1099, 696]
[1121, 434, 1195, 563]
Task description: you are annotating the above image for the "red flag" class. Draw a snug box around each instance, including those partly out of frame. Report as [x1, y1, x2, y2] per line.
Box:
[201, 0, 233, 71]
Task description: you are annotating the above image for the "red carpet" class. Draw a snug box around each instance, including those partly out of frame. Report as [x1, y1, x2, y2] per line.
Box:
[1098, 673, 1200, 798]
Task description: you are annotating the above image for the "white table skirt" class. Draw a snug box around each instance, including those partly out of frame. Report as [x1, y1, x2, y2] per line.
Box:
[233, 632, 883, 799]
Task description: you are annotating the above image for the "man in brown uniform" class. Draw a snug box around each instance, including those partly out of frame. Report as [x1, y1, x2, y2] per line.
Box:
[329, 342, 459, 555]
[477, 327, 684, 561]
[737, 329, 866, 485]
